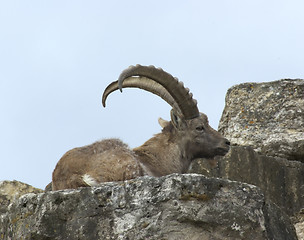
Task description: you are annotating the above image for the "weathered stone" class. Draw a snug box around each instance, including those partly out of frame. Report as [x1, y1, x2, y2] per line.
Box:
[295, 221, 304, 240]
[218, 79, 304, 161]
[0, 180, 43, 214]
[293, 209, 304, 240]
[190, 146, 304, 217]
[0, 174, 297, 240]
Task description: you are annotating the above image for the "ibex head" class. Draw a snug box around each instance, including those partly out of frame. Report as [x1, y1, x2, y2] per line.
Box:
[102, 65, 230, 161]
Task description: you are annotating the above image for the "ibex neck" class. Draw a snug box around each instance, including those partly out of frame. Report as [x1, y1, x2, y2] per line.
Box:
[133, 132, 192, 177]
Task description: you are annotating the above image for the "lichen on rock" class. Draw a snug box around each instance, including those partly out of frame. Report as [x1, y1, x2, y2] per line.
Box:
[219, 79, 304, 161]
[0, 180, 43, 214]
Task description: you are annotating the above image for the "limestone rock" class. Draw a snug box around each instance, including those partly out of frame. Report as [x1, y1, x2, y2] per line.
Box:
[0, 180, 43, 214]
[294, 210, 304, 240]
[190, 146, 304, 217]
[218, 79, 304, 161]
[0, 174, 297, 240]
[295, 221, 304, 240]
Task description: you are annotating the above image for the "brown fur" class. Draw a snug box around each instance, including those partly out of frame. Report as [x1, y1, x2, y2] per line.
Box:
[52, 139, 142, 190]
[52, 113, 230, 190]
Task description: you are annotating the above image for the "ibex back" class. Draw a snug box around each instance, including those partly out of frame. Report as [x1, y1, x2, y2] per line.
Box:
[52, 65, 230, 190]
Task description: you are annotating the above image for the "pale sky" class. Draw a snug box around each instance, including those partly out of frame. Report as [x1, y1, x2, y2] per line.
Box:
[1, 1, 303, 189]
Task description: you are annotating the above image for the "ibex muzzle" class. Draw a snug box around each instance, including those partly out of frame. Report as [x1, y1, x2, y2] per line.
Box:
[52, 65, 230, 190]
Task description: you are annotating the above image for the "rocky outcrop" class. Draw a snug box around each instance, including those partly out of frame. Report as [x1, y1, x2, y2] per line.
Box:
[190, 79, 304, 239]
[0, 174, 297, 240]
[191, 80, 304, 217]
[218, 79, 304, 161]
[0, 180, 43, 214]
[190, 146, 304, 217]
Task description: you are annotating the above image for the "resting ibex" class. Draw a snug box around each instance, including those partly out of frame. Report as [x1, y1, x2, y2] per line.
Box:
[52, 65, 230, 190]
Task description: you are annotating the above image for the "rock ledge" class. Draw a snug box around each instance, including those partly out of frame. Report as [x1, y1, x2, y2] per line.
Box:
[0, 174, 297, 240]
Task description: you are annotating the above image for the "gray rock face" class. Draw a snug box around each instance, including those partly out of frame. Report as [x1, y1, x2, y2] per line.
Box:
[190, 146, 304, 217]
[219, 79, 304, 161]
[193, 79, 304, 239]
[0, 174, 297, 240]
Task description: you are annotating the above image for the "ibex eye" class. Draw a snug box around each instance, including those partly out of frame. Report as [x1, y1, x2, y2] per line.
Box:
[196, 126, 205, 131]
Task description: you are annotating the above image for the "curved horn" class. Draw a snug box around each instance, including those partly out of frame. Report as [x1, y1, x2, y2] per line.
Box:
[102, 76, 182, 114]
[103, 65, 199, 119]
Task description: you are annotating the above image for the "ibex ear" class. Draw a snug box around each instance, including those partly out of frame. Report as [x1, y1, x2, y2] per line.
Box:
[158, 117, 170, 129]
[170, 109, 186, 130]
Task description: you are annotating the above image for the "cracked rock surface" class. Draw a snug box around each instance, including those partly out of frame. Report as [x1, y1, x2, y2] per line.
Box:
[0, 174, 297, 240]
[219, 79, 304, 161]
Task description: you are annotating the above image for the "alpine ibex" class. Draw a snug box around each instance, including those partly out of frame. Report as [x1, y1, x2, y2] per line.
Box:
[52, 65, 230, 190]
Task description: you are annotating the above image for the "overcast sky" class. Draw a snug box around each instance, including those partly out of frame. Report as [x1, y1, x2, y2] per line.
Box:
[1, 1, 303, 189]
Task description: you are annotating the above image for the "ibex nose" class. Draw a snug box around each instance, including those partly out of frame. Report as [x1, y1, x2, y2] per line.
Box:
[225, 139, 230, 145]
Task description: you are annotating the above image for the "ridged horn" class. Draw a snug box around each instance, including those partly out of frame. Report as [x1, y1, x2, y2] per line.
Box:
[102, 76, 182, 114]
[102, 65, 199, 119]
